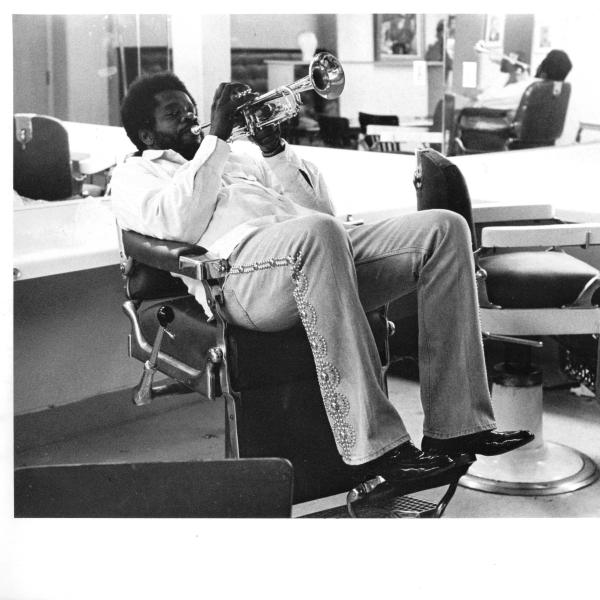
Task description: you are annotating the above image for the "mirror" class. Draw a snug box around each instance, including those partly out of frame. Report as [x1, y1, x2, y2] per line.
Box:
[13, 14, 172, 126]
[446, 13, 600, 153]
[12, 13, 600, 158]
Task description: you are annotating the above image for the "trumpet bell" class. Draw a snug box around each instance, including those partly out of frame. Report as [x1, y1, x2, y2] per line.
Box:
[309, 52, 345, 100]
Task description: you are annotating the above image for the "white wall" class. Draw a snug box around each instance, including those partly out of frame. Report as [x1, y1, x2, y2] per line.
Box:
[231, 14, 318, 49]
[171, 14, 231, 125]
[336, 14, 429, 120]
[64, 15, 112, 125]
[116, 14, 170, 46]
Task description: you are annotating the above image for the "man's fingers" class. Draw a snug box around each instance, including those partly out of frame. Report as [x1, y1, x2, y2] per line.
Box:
[212, 83, 229, 108]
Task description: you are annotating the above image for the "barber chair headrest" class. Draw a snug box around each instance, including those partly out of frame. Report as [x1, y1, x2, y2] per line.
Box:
[415, 149, 477, 250]
[13, 113, 73, 201]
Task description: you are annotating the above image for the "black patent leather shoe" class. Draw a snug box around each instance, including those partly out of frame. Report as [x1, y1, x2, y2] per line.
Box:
[421, 429, 534, 457]
[359, 441, 456, 484]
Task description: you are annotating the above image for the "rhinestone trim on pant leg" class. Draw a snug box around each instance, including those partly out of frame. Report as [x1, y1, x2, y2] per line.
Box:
[228, 252, 357, 460]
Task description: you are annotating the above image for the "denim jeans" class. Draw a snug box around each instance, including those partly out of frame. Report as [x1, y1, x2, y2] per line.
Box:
[220, 209, 496, 465]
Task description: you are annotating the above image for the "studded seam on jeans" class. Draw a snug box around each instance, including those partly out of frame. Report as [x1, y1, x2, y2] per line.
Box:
[228, 252, 357, 460]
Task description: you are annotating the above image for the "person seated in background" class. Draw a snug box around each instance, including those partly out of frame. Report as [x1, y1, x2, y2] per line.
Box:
[425, 18, 454, 76]
[475, 49, 572, 111]
[110, 72, 533, 486]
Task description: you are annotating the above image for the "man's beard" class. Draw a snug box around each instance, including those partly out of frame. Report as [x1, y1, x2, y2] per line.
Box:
[153, 130, 201, 161]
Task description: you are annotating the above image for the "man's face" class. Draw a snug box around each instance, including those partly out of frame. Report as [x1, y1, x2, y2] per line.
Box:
[146, 89, 201, 160]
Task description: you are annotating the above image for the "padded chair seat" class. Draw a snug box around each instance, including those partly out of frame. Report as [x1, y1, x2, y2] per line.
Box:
[139, 296, 388, 391]
[480, 251, 598, 308]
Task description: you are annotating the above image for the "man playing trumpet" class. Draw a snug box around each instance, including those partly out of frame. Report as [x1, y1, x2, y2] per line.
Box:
[111, 71, 533, 485]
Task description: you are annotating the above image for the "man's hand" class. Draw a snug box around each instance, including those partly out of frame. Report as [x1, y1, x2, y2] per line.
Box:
[209, 83, 255, 141]
[249, 124, 284, 157]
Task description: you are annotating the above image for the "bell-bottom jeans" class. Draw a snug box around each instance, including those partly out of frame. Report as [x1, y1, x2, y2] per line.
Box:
[220, 209, 496, 465]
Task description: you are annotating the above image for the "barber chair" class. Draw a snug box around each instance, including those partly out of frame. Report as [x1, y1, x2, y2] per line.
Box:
[414, 147, 599, 495]
[454, 80, 571, 154]
[119, 228, 474, 517]
[13, 113, 105, 201]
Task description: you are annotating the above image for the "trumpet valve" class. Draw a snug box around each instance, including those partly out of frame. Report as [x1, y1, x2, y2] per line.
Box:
[231, 88, 254, 102]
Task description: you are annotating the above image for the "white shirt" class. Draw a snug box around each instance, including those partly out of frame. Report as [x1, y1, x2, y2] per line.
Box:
[475, 77, 539, 111]
[111, 135, 335, 314]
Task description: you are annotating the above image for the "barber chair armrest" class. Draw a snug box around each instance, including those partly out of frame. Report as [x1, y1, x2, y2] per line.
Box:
[179, 254, 230, 282]
[121, 229, 209, 273]
[481, 223, 600, 249]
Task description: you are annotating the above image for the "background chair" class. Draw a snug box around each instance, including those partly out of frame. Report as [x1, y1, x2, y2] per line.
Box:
[414, 147, 599, 495]
[369, 139, 405, 154]
[13, 113, 105, 201]
[358, 111, 399, 134]
[365, 124, 444, 155]
[453, 80, 571, 154]
[118, 229, 473, 515]
[317, 115, 358, 148]
[358, 111, 400, 151]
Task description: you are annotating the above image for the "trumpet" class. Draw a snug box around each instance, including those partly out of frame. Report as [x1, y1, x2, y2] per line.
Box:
[191, 52, 345, 139]
[474, 40, 530, 70]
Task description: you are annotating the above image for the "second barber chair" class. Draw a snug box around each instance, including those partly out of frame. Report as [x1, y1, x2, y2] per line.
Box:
[414, 147, 599, 495]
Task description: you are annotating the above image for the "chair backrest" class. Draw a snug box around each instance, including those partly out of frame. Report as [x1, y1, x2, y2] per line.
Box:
[358, 111, 399, 134]
[13, 113, 74, 200]
[414, 148, 477, 249]
[512, 80, 571, 146]
[121, 229, 200, 301]
[318, 115, 350, 147]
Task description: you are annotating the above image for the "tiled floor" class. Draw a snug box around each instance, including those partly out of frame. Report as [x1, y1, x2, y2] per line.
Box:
[15, 359, 600, 518]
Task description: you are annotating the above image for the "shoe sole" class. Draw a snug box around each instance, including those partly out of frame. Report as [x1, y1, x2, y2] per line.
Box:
[381, 457, 466, 485]
[426, 436, 534, 457]
[471, 435, 535, 456]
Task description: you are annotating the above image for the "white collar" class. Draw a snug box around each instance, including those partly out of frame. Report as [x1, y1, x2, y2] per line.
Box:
[141, 148, 187, 163]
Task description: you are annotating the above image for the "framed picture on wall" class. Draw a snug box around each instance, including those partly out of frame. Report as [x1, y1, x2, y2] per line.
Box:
[534, 22, 553, 53]
[374, 14, 423, 61]
[484, 14, 505, 48]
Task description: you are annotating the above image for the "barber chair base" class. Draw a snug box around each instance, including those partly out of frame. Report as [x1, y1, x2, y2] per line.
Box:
[460, 377, 599, 495]
[461, 442, 598, 495]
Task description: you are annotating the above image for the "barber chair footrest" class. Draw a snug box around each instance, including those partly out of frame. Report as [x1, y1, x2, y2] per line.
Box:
[304, 458, 473, 518]
[305, 492, 439, 518]
[304, 488, 447, 518]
